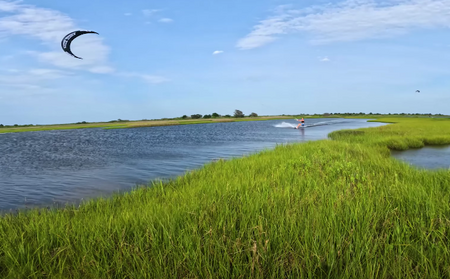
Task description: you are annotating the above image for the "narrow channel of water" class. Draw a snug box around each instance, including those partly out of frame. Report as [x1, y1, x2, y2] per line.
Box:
[0, 118, 385, 211]
[391, 145, 450, 170]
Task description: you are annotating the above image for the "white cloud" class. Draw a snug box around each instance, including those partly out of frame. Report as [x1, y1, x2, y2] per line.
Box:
[89, 66, 115, 74]
[0, 0, 113, 73]
[140, 74, 170, 84]
[0, 68, 72, 93]
[142, 9, 161, 17]
[0, 0, 19, 12]
[124, 12, 132, 16]
[118, 72, 170, 84]
[213, 50, 224, 55]
[159, 18, 173, 23]
[28, 68, 71, 78]
[237, 0, 450, 49]
[319, 56, 330, 62]
[0, 1, 169, 96]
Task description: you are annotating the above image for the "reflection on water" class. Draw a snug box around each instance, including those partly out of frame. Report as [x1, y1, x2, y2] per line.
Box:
[391, 145, 450, 170]
[0, 118, 385, 211]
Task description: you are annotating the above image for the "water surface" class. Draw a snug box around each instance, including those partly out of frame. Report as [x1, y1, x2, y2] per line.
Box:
[0, 118, 385, 211]
[391, 145, 450, 170]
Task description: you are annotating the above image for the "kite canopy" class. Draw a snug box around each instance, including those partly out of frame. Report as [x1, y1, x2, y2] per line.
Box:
[416, 90, 420, 93]
[61, 30, 99, 59]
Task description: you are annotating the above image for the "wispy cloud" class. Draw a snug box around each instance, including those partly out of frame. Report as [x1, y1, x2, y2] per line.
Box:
[118, 72, 170, 84]
[237, 0, 450, 49]
[0, 0, 19, 12]
[28, 68, 72, 78]
[159, 18, 173, 23]
[124, 12, 132, 16]
[212, 50, 224, 55]
[0, 68, 71, 92]
[142, 9, 161, 17]
[319, 56, 330, 62]
[0, 0, 169, 94]
[0, 0, 113, 72]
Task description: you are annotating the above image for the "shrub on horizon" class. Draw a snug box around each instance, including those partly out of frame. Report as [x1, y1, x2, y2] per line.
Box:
[234, 110, 245, 118]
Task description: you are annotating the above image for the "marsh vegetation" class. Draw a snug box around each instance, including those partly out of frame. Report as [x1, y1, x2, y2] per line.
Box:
[1, 116, 450, 278]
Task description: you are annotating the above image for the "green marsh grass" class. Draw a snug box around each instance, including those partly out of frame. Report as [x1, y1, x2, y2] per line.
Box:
[1, 117, 450, 278]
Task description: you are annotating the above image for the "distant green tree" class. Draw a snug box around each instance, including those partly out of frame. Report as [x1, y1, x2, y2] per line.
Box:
[224, 114, 232, 118]
[0, 124, 3, 128]
[191, 114, 202, 119]
[234, 110, 244, 118]
[249, 112, 258, 117]
[14, 124, 18, 127]
[212, 112, 220, 118]
[181, 115, 188, 119]
[203, 114, 212, 119]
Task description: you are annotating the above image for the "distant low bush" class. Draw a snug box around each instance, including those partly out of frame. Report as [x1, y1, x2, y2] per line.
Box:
[234, 110, 244, 118]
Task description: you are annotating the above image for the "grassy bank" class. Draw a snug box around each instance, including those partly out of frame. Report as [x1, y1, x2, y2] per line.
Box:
[329, 117, 450, 150]
[1, 117, 450, 278]
[0, 116, 291, 134]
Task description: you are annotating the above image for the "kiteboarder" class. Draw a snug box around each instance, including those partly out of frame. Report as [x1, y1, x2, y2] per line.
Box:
[296, 118, 305, 129]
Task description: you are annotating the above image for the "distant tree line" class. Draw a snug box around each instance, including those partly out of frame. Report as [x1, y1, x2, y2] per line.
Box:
[180, 109, 259, 120]
[1, 112, 448, 128]
[0, 124, 35, 128]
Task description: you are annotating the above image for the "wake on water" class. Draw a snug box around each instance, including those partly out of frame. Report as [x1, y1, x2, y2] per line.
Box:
[274, 119, 351, 129]
[274, 122, 297, 128]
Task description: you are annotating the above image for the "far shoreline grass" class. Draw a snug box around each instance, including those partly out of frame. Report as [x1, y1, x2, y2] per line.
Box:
[0, 116, 292, 134]
[1, 117, 450, 278]
[2, 113, 448, 134]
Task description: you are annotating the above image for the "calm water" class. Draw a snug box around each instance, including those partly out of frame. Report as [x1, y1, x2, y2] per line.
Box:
[0, 118, 385, 211]
[391, 145, 450, 170]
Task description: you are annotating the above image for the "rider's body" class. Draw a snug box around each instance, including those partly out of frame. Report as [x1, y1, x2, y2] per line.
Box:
[296, 118, 305, 129]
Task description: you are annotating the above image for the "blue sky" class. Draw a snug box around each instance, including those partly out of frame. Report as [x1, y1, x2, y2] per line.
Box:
[1, 0, 450, 125]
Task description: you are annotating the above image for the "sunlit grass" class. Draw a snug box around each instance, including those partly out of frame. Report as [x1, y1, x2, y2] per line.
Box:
[329, 117, 450, 150]
[1, 117, 450, 278]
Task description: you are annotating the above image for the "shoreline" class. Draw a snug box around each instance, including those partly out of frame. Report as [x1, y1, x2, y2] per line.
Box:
[2, 114, 447, 134]
[0, 116, 292, 134]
